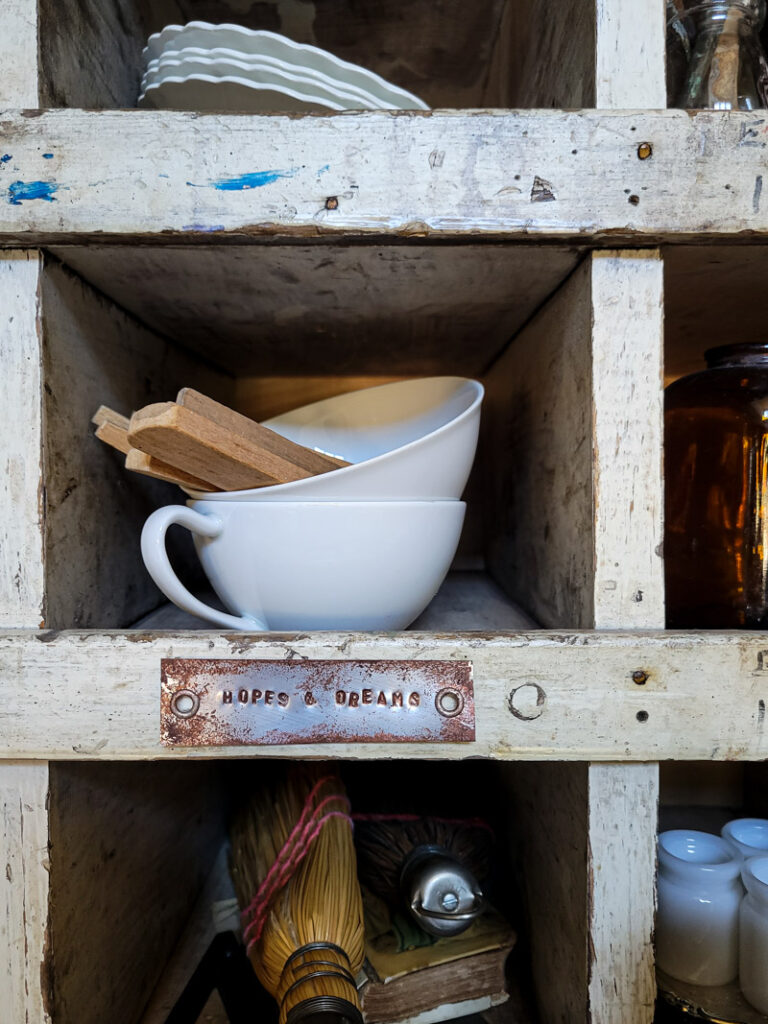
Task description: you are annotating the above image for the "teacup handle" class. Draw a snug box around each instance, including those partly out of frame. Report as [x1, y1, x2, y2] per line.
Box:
[141, 506, 267, 631]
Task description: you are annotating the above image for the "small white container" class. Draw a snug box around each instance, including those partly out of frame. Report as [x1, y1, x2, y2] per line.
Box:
[740, 856, 768, 1014]
[656, 830, 743, 985]
[722, 818, 768, 860]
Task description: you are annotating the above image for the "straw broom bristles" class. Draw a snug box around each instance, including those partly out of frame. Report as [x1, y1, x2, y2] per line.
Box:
[230, 766, 365, 1024]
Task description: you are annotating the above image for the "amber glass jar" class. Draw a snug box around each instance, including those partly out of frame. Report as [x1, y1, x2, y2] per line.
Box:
[666, 343, 768, 628]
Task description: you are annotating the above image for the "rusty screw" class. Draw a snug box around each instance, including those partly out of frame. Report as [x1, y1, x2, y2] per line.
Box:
[637, 142, 653, 160]
[325, 196, 339, 210]
[632, 670, 648, 686]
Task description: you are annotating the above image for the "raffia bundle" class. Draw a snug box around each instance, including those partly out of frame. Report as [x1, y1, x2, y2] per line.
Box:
[230, 766, 365, 1024]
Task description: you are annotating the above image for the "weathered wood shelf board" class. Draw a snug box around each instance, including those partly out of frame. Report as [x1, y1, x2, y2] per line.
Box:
[0, 110, 767, 243]
[0, 629, 765, 761]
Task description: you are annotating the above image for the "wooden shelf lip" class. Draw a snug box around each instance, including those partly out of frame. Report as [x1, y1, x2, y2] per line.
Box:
[0, 628, 765, 761]
[0, 109, 767, 243]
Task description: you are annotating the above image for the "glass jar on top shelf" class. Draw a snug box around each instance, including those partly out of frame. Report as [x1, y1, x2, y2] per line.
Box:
[665, 342, 768, 628]
[676, 0, 768, 109]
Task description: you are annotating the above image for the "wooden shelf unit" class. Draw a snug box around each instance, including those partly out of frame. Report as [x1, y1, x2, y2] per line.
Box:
[2, 3, 763, 1024]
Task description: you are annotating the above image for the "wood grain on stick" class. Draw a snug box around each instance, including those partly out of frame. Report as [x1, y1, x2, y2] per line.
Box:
[176, 389, 349, 472]
[128, 402, 329, 490]
[124, 449, 218, 491]
[95, 421, 132, 455]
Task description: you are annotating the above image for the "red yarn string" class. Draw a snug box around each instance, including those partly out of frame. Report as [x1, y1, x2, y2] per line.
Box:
[241, 777, 353, 951]
[245, 794, 350, 929]
[241, 776, 337, 922]
[244, 810, 352, 951]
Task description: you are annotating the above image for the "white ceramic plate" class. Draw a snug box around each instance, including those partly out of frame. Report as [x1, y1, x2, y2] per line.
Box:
[145, 46, 396, 109]
[144, 23, 429, 109]
[139, 75, 342, 113]
[141, 55, 384, 110]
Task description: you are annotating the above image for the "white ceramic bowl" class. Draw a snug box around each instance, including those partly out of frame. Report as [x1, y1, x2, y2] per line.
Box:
[186, 377, 484, 501]
[141, 499, 466, 631]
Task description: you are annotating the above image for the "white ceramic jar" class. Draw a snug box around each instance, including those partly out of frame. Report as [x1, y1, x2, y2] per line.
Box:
[722, 818, 768, 860]
[656, 830, 743, 985]
[740, 856, 768, 1014]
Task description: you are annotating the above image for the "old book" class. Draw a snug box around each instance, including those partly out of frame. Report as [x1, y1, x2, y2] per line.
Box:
[359, 898, 516, 1024]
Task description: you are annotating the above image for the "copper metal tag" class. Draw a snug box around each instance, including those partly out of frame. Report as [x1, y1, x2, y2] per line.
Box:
[161, 659, 474, 746]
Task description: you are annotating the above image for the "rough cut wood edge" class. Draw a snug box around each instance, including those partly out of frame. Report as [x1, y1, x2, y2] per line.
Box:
[591, 252, 665, 629]
[0, 630, 767, 761]
[595, 0, 666, 109]
[503, 763, 589, 1024]
[484, 256, 594, 627]
[0, 762, 52, 1024]
[0, 0, 39, 106]
[0, 252, 45, 628]
[587, 763, 658, 1024]
[48, 761, 224, 1024]
[1, 111, 768, 242]
[39, 255, 233, 628]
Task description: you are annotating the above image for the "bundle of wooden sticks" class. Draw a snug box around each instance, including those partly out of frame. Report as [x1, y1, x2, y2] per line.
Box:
[92, 388, 349, 492]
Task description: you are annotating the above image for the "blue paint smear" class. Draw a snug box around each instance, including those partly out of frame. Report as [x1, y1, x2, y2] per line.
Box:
[187, 167, 299, 191]
[42, 153, 54, 159]
[317, 163, 330, 175]
[8, 180, 58, 205]
[159, 173, 170, 178]
[182, 224, 226, 232]
[0, 155, 11, 164]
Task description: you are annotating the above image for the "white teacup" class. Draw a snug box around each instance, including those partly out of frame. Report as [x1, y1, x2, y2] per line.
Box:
[141, 499, 466, 630]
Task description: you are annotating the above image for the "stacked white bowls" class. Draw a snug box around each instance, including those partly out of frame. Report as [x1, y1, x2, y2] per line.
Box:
[141, 377, 483, 631]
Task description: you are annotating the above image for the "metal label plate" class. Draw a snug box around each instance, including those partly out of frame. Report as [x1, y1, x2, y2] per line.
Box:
[160, 659, 474, 747]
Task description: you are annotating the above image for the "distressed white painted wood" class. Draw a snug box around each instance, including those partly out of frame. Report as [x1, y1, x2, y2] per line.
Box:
[0, 252, 45, 629]
[0, 0, 39, 106]
[132, 574, 539, 632]
[485, 255, 594, 626]
[485, 251, 665, 630]
[47, 761, 223, 1024]
[503, 763, 590, 1023]
[595, 0, 666, 109]
[591, 251, 665, 629]
[1, 111, 768, 241]
[39, 255, 232, 628]
[588, 763, 658, 1024]
[0, 762, 52, 1024]
[47, 244, 580, 376]
[504, 0, 665, 110]
[0, 629, 766, 761]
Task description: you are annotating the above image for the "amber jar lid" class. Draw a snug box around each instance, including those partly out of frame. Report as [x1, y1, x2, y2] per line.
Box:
[704, 342, 768, 368]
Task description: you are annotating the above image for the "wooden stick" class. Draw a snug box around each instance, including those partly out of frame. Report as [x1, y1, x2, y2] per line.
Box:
[176, 388, 350, 473]
[91, 405, 130, 430]
[125, 449, 219, 491]
[95, 420, 132, 456]
[128, 402, 332, 491]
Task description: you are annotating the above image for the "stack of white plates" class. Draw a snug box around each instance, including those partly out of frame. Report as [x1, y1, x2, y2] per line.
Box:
[139, 22, 428, 112]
